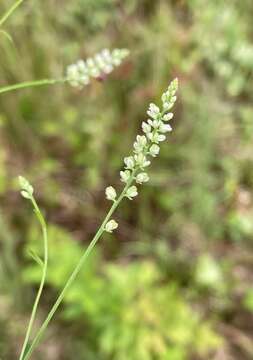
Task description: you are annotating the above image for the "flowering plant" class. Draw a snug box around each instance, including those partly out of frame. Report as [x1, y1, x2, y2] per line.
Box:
[0, 48, 129, 95]
[17, 78, 178, 359]
[104, 78, 178, 230]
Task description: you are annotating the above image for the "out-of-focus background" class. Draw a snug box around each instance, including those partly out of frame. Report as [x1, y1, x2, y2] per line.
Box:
[0, 0, 253, 359]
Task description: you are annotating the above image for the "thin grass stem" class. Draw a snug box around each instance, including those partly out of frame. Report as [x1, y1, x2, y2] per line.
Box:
[0, 78, 67, 95]
[22, 171, 136, 360]
[0, 0, 24, 27]
[18, 197, 48, 360]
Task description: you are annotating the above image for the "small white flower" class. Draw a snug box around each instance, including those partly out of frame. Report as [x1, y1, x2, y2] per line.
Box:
[163, 113, 174, 121]
[133, 135, 147, 153]
[151, 119, 161, 128]
[157, 134, 166, 142]
[120, 170, 131, 183]
[149, 103, 160, 113]
[147, 103, 160, 119]
[126, 185, 138, 200]
[142, 122, 151, 134]
[90, 67, 100, 77]
[148, 132, 166, 143]
[147, 132, 157, 142]
[102, 48, 111, 60]
[66, 64, 80, 87]
[134, 153, 151, 168]
[105, 219, 118, 233]
[162, 102, 174, 111]
[133, 142, 143, 153]
[95, 53, 105, 67]
[136, 135, 147, 146]
[77, 60, 87, 72]
[105, 186, 117, 201]
[86, 58, 95, 68]
[112, 48, 130, 64]
[124, 156, 135, 169]
[149, 144, 160, 157]
[103, 64, 114, 74]
[159, 123, 172, 133]
[136, 172, 149, 184]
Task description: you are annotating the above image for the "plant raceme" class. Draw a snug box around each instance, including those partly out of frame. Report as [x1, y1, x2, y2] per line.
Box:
[18, 78, 178, 360]
[0, 48, 129, 94]
[66, 48, 129, 87]
[104, 78, 178, 230]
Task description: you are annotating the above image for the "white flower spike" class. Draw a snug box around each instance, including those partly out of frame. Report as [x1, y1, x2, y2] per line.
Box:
[104, 78, 178, 233]
[66, 48, 129, 88]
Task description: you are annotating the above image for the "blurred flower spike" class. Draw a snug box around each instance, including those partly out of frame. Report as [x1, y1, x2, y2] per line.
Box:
[66, 48, 129, 88]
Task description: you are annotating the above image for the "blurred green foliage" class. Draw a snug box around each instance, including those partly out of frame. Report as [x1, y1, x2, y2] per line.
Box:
[23, 224, 221, 360]
[1, 0, 253, 358]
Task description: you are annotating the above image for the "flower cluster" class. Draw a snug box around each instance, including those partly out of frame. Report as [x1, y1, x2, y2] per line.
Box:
[66, 48, 129, 88]
[104, 78, 178, 233]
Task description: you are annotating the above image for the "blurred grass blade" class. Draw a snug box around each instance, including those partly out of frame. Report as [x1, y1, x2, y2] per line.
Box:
[0, 0, 24, 27]
[28, 250, 44, 268]
[18, 194, 49, 360]
[0, 29, 14, 44]
[0, 78, 66, 95]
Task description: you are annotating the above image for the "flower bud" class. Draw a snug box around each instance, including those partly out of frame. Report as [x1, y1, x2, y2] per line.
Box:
[105, 186, 117, 201]
[105, 219, 118, 233]
[147, 103, 160, 119]
[147, 132, 165, 143]
[162, 113, 174, 121]
[159, 123, 172, 133]
[124, 156, 135, 169]
[18, 176, 34, 199]
[120, 170, 131, 183]
[142, 122, 152, 134]
[149, 144, 160, 157]
[133, 135, 147, 153]
[126, 185, 138, 200]
[134, 153, 150, 168]
[136, 173, 149, 184]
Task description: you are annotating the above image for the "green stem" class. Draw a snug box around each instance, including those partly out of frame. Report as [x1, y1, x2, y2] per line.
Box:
[22, 171, 136, 360]
[19, 197, 48, 360]
[0, 78, 67, 95]
[0, 0, 24, 27]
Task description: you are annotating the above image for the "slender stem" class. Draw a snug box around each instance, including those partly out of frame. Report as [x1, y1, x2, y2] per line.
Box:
[19, 197, 48, 360]
[0, 78, 67, 95]
[22, 171, 136, 360]
[0, 0, 24, 27]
